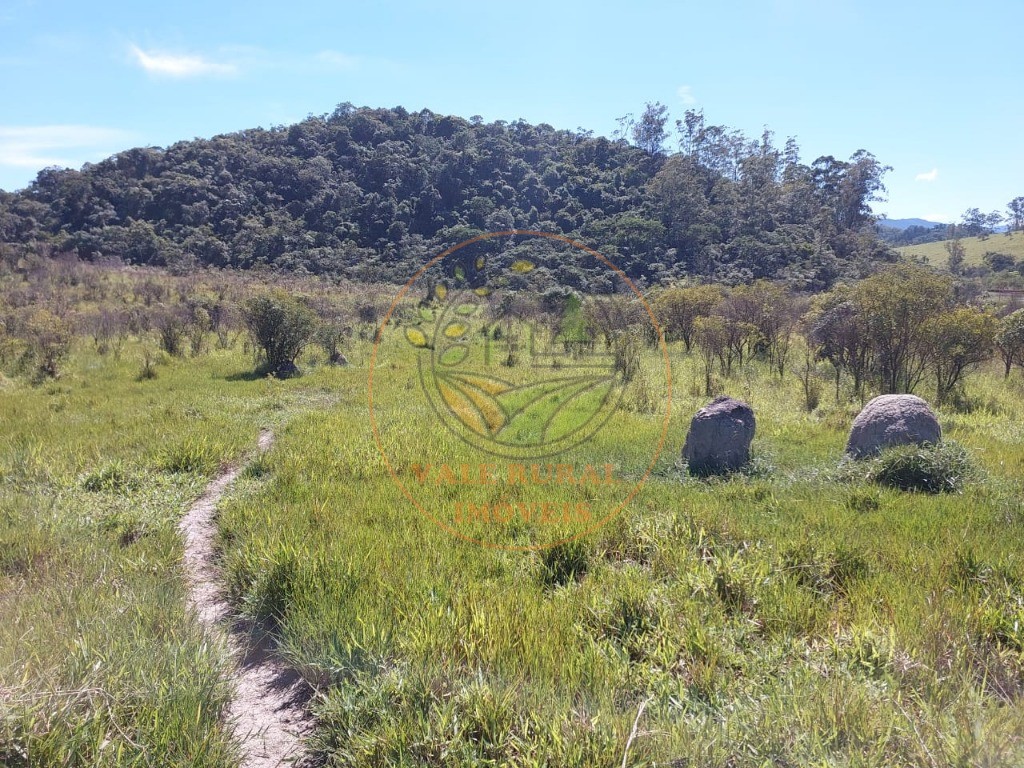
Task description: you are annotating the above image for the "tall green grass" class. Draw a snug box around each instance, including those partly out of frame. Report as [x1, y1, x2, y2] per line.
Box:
[5, 313, 1024, 765]
[215, 330, 1024, 766]
[0, 343, 328, 766]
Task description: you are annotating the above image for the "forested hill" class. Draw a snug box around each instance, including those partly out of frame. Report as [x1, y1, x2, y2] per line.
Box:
[0, 103, 895, 289]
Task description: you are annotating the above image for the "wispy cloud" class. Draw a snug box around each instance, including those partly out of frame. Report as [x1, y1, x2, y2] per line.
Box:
[915, 167, 939, 182]
[0, 125, 133, 171]
[129, 44, 237, 78]
[315, 50, 360, 70]
[676, 85, 697, 106]
[127, 44, 365, 78]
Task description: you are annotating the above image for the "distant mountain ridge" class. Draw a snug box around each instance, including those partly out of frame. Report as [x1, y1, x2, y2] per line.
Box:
[877, 217, 947, 231]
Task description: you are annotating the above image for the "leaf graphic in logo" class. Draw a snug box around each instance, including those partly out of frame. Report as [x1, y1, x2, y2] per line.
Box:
[496, 376, 614, 446]
[475, 256, 486, 270]
[437, 377, 508, 436]
[447, 373, 512, 396]
[473, 287, 491, 297]
[455, 303, 479, 316]
[439, 344, 468, 366]
[437, 378, 487, 435]
[510, 259, 535, 274]
[405, 327, 430, 348]
[531, 377, 615, 444]
[435, 373, 613, 447]
[435, 284, 448, 300]
[443, 321, 468, 339]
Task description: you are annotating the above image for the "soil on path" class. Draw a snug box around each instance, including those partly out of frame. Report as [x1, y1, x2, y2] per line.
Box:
[179, 430, 311, 768]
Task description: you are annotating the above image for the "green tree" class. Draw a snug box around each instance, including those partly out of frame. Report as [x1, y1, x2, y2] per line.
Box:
[928, 307, 997, 403]
[651, 283, 721, 351]
[996, 309, 1024, 377]
[241, 290, 316, 376]
[1007, 196, 1024, 232]
[632, 101, 669, 156]
[944, 236, 965, 274]
[805, 289, 873, 402]
[853, 265, 954, 394]
[693, 315, 728, 396]
[724, 281, 796, 376]
[983, 252, 1015, 272]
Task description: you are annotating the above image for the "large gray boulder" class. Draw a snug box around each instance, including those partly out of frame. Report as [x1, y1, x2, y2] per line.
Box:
[682, 396, 756, 476]
[846, 394, 941, 459]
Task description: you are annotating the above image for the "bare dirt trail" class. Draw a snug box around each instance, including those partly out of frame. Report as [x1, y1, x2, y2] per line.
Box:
[179, 429, 312, 768]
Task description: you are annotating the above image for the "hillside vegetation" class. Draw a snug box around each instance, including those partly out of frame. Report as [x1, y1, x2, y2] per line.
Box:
[898, 232, 1024, 273]
[0, 104, 893, 288]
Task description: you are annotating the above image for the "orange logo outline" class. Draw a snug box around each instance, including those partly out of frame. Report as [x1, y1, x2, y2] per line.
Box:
[367, 230, 673, 550]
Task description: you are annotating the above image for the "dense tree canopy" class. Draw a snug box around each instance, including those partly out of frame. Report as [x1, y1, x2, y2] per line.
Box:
[0, 103, 895, 287]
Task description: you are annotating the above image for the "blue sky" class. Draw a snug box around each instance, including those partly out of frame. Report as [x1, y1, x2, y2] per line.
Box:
[1, 0, 1021, 223]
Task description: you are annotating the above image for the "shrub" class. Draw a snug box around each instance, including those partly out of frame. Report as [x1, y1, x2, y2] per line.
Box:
[137, 349, 159, 380]
[241, 290, 316, 376]
[871, 441, 973, 494]
[24, 308, 72, 379]
[155, 307, 187, 357]
[612, 331, 642, 383]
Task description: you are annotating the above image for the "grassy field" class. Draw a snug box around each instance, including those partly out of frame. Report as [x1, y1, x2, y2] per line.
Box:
[5, 275, 1024, 765]
[215, 334, 1024, 766]
[897, 231, 1024, 270]
[0, 342, 335, 766]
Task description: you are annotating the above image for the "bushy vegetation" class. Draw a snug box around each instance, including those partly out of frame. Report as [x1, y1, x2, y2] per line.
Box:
[241, 290, 317, 376]
[0, 104, 895, 287]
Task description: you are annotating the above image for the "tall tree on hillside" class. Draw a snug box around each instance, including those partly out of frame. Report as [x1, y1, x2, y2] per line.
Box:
[1007, 197, 1024, 232]
[632, 102, 670, 156]
[961, 207, 989, 238]
[986, 210, 1005, 235]
[944, 236, 966, 275]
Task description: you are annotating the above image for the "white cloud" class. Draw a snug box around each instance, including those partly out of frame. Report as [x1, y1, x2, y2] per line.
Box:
[129, 44, 237, 78]
[915, 167, 939, 182]
[315, 50, 360, 70]
[0, 125, 133, 172]
[676, 85, 697, 106]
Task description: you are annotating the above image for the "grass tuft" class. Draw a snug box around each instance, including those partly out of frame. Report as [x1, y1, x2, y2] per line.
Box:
[870, 441, 975, 493]
[539, 539, 591, 587]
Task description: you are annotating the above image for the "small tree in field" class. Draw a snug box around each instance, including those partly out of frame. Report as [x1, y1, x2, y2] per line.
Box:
[693, 315, 728, 396]
[928, 307, 997, 403]
[25, 308, 73, 379]
[241, 291, 316, 376]
[997, 309, 1024, 377]
[652, 284, 720, 352]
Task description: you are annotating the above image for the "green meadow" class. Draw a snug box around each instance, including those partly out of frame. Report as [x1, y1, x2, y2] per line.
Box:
[898, 232, 1024, 271]
[5, 284, 1024, 765]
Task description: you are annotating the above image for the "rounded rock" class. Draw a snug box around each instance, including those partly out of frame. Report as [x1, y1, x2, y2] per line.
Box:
[846, 394, 941, 459]
[682, 396, 756, 476]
